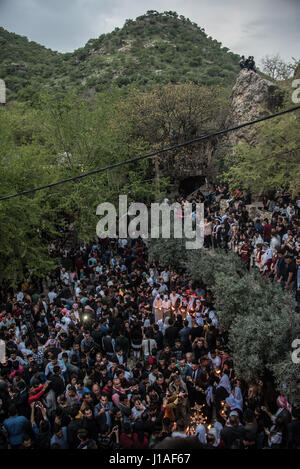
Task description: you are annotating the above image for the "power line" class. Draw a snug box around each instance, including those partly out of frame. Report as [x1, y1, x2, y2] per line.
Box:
[1, 104, 300, 201]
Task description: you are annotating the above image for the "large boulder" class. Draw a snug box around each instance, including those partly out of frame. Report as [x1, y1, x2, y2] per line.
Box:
[294, 63, 300, 79]
[226, 69, 284, 145]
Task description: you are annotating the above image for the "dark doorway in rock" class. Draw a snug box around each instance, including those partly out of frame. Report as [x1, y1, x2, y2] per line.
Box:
[179, 175, 205, 197]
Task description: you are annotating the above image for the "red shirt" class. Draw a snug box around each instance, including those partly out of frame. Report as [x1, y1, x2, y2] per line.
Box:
[120, 433, 134, 449]
[28, 384, 46, 404]
[132, 433, 149, 449]
[240, 243, 251, 262]
[263, 223, 271, 240]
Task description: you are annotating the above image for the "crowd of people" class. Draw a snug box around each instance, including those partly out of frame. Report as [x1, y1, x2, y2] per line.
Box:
[239, 55, 257, 72]
[197, 186, 300, 303]
[0, 185, 299, 450]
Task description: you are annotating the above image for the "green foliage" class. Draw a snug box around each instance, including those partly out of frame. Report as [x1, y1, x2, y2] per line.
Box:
[185, 249, 246, 286]
[212, 272, 257, 328]
[0, 90, 170, 284]
[183, 248, 299, 405]
[149, 235, 187, 268]
[220, 113, 300, 195]
[0, 103, 61, 284]
[271, 356, 300, 408]
[0, 11, 240, 102]
[229, 302, 299, 382]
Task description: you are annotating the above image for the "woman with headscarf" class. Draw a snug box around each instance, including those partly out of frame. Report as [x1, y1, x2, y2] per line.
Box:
[153, 294, 163, 322]
[161, 295, 171, 321]
[195, 424, 207, 445]
[213, 420, 223, 443]
[215, 370, 231, 413]
[207, 427, 221, 448]
[162, 316, 171, 335]
[265, 415, 286, 448]
[225, 384, 243, 413]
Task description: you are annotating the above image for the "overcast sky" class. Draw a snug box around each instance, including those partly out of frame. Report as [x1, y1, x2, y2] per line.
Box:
[0, 0, 299, 65]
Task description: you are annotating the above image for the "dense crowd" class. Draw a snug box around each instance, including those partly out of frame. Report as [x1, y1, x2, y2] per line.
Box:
[186, 186, 300, 301]
[0, 185, 299, 450]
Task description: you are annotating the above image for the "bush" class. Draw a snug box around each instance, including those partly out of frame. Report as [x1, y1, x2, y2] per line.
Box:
[183, 248, 300, 406]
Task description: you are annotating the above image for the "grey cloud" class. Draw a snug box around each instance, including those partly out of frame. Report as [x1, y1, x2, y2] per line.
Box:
[0, 0, 299, 65]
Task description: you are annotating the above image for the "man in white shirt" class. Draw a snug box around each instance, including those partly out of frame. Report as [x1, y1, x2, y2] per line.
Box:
[208, 350, 221, 370]
[131, 401, 146, 421]
[270, 233, 281, 250]
[170, 291, 179, 307]
[48, 288, 57, 304]
[142, 337, 157, 359]
[60, 268, 69, 286]
[158, 281, 168, 295]
[146, 274, 154, 286]
[161, 270, 170, 284]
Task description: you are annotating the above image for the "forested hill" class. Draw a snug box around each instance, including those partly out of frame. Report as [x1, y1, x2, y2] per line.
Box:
[1, 10, 240, 102]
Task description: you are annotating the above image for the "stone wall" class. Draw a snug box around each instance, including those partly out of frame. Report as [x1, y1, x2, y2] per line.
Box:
[219, 198, 272, 221]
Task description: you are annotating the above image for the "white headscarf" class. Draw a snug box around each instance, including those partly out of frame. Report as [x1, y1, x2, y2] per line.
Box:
[226, 386, 243, 412]
[208, 427, 220, 447]
[163, 316, 170, 328]
[214, 420, 223, 442]
[217, 373, 231, 395]
[206, 385, 214, 406]
[195, 424, 207, 445]
[185, 313, 193, 328]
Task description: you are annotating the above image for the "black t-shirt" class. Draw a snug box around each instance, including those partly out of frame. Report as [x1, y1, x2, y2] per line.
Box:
[288, 419, 300, 448]
[221, 425, 246, 449]
[67, 419, 84, 449]
[190, 327, 203, 341]
[194, 345, 208, 361]
[280, 261, 297, 281]
[165, 326, 179, 347]
[153, 331, 164, 350]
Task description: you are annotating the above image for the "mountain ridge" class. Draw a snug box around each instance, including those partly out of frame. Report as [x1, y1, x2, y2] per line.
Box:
[1, 10, 241, 102]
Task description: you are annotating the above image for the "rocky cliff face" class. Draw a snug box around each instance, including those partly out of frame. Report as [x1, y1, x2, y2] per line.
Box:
[226, 69, 284, 145]
[294, 64, 300, 79]
[169, 70, 285, 194]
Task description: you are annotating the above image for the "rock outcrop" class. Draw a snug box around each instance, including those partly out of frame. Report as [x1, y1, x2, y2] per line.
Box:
[226, 69, 284, 145]
[294, 63, 300, 79]
[169, 70, 285, 194]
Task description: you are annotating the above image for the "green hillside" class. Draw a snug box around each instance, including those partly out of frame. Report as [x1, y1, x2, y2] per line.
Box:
[0, 26, 61, 101]
[0, 10, 240, 102]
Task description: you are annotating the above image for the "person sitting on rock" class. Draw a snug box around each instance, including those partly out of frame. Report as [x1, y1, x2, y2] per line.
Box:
[239, 55, 246, 69]
[247, 56, 257, 73]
